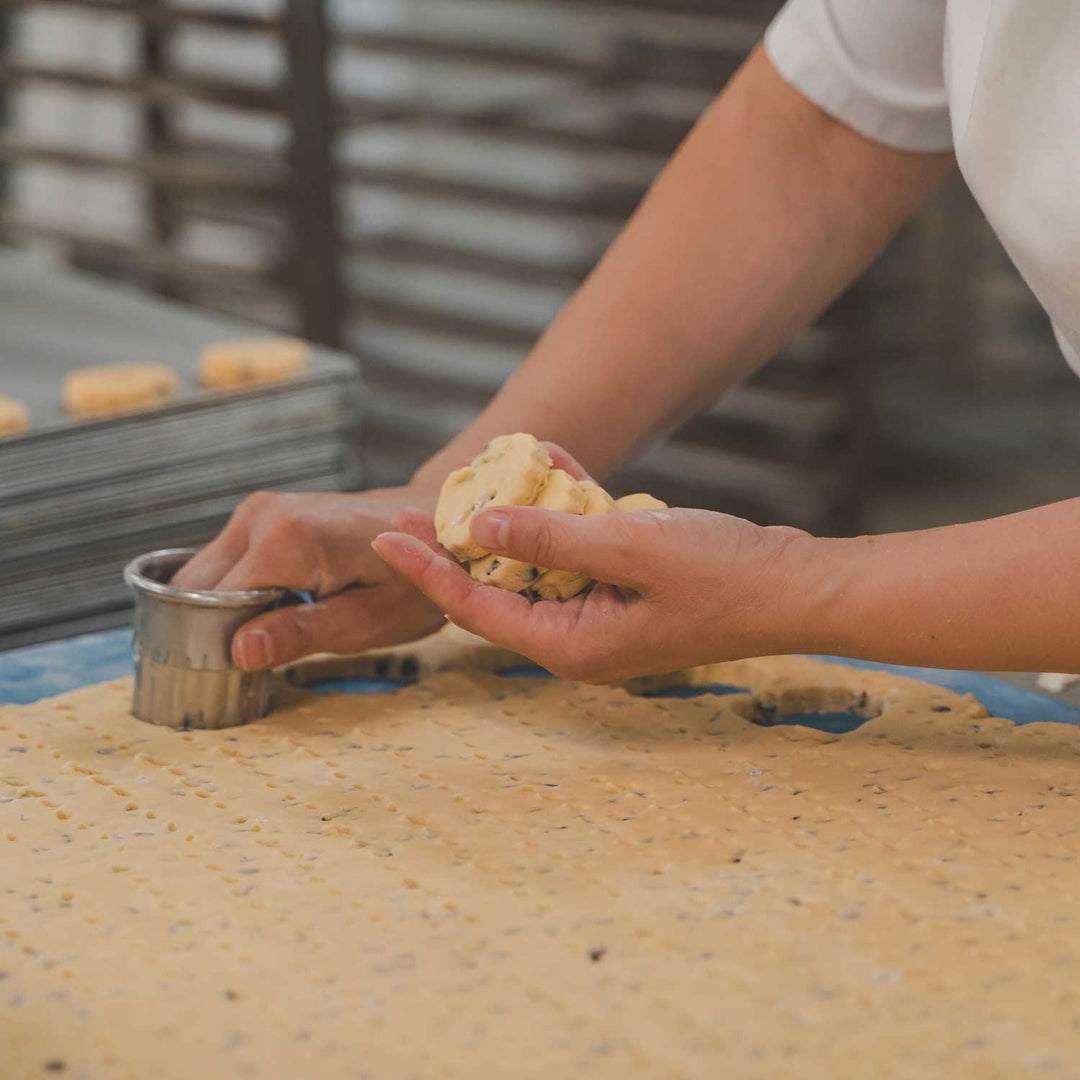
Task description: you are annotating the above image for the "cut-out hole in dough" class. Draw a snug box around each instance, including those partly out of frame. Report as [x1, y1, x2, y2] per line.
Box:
[307, 677, 413, 696]
[305, 654, 422, 694]
[303, 667, 880, 737]
[495, 670, 752, 700]
[733, 689, 883, 735]
[636, 683, 750, 700]
[495, 664, 555, 679]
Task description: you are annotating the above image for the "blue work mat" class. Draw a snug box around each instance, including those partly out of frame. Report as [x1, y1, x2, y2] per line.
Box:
[0, 629, 135, 705]
[2, 628, 1079, 728]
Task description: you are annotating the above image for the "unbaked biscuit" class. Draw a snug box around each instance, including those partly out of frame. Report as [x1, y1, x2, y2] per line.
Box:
[435, 433, 552, 561]
[614, 493, 668, 512]
[63, 363, 179, 419]
[0, 395, 30, 438]
[469, 469, 587, 593]
[199, 337, 311, 389]
[530, 479, 617, 602]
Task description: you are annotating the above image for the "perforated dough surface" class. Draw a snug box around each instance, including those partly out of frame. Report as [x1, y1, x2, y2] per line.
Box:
[4, 637, 1080, 1080]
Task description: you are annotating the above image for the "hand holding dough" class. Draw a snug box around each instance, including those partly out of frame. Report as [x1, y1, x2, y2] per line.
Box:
[433, 434, 666, 602]
[530, 486, 668, 602]
[434, 433, 552, 561]
[470, 469, 587, 592]
[530, 481, 620, 602]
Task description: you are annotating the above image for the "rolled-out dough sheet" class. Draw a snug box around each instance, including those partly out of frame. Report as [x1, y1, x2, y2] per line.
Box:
[4, 633, 1080, 1079]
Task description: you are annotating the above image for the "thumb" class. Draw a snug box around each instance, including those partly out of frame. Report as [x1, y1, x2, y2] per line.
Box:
[469, 507, 645, 587]
[232, 585, 441, 670]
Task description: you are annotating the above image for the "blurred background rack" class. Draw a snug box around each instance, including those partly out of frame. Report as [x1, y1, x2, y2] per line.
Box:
[0, 1, 1077, 559]
[0, 249, 360, 650]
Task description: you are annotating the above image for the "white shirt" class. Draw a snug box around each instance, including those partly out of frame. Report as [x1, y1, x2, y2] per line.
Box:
[766, 1, 1080, 375]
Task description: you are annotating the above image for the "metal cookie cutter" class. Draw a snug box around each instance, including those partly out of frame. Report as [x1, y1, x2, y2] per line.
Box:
[124, 548, 292, 730]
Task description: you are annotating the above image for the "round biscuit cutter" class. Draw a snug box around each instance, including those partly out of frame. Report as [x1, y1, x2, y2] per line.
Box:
[124, 548, 293, 729]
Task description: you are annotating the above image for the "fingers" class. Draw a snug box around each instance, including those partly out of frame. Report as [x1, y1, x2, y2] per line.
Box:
[171, 533, 246, 590]
[371, 530, 657, 682]
[371, 532, 562, 657]
[214, 549, 305, 594]
[541, 441, 593, 483]
[467, 507, 647, 587]
[393, 507, 442, 551]
[233, 583, 444, 670]
[170, 490, 275, 590]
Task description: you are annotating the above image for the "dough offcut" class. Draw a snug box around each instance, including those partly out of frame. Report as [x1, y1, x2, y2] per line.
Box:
[434, 433, 552, 561]
[469, 468, 587, 592]
[435, 435, 667, 600]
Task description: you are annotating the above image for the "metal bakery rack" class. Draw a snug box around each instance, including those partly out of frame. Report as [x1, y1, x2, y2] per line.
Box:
[0, 250, 360, 651]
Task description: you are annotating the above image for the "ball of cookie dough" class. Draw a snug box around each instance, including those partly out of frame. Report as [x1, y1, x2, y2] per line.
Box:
[435, 433, 552, 561]
[469, 468, 587, 593]
[199, 337, 311, 389]
[0, 395, 30, 438]
[530, 479, 617, 602]
[63, 363, 179, 419]
[614, 493, 668, 512]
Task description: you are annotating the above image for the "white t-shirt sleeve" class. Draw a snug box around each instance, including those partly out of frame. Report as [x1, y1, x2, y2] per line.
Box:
[765, 0, 953, 152]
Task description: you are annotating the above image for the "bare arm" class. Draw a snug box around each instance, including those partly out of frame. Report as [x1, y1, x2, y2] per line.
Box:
[414, 44, 953, 489]
[374, 494, 1080, 683]
[801, 499, 1080, 672]
[177, 44, 954, 671]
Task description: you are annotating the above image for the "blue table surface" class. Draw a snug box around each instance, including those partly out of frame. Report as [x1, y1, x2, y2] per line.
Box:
[3, 628, 1080, 728]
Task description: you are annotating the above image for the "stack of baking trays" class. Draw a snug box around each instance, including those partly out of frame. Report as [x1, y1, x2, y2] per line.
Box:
[0, 251, 361, 650]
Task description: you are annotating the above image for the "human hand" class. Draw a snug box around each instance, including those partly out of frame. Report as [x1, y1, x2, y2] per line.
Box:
[172, 486, 447, 671]
[371, 495, 815, 683]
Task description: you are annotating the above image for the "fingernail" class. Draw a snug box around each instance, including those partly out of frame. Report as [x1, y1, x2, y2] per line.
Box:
[235, 629, 272, 671]
[471, 509, 509, 549]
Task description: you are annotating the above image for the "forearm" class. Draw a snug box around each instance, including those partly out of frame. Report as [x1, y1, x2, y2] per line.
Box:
[784, 499, 1080, 671]
[414, 45, 953, 491]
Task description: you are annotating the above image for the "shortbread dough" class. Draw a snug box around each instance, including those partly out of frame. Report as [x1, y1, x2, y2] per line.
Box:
[0, 394, 30, 437]
[198, 338, 311, 389]
[531, 479, 618, 602]
[63, 363, 179, 419]
[470, 469, 586, 592]
[435, 439, 668, 603]
[615, 492, 668, 512]
[435, 433, 552, 561]
[7, 628, 1080, 1078]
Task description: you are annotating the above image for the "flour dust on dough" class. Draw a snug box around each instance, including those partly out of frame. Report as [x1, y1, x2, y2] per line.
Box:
[5, 627, 1080, 1078]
